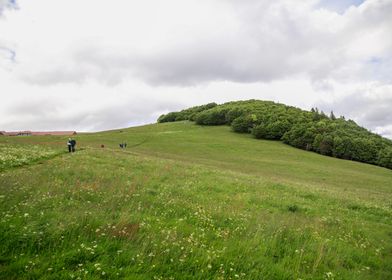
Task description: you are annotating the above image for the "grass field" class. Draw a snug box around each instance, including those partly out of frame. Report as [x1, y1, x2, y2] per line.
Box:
[1, 121, 392, 279]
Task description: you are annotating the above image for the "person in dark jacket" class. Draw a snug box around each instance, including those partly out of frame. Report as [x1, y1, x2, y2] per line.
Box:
[70, 139, 76, 152]
[67, 138, 72, 152]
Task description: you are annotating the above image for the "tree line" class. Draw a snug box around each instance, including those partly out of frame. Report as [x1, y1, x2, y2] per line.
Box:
[158, 100, 392, 169]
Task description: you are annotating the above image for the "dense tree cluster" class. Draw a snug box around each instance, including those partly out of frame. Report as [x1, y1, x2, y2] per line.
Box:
[158, 100, 392, 169]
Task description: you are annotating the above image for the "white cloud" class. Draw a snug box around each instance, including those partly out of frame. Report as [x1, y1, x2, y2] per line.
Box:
[0, 0, 391, 138]
[0, 0, 16, 15]
[316, 81, 392, 137]
[13, 0, 391, 86]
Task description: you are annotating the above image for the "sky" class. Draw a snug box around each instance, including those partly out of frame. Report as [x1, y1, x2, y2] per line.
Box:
[0, 0, 391, 138]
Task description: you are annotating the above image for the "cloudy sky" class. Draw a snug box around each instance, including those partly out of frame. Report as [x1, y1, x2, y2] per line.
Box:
[0, 0, 391, 137]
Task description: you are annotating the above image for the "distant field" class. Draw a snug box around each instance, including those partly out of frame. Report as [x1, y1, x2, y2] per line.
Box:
[1, 121, 391, 279]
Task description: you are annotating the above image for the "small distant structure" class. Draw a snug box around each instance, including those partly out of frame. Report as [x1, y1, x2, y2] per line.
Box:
[3, 131, 32, 136]
[31, 131, 77, 136]
[0, 131, 77, 136]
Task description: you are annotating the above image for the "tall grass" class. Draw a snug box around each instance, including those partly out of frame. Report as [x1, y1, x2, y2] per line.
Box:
[0, 122, 391, 279]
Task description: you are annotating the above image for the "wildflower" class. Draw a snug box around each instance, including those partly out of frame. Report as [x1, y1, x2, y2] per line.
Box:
[325, 272, 334, 278]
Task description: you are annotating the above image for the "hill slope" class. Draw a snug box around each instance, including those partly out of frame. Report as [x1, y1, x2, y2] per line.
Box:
[158, 100, 392, 169]
[1, 122, 392, 279]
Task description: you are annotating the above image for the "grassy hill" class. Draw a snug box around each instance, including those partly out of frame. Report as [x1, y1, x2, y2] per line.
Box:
[1, 121, 392, 279]
[158, 100, 392, 169]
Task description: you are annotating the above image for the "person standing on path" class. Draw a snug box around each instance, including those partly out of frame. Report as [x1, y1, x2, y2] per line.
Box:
[70, 139, 76, 152]
[67, 138, 72, 153]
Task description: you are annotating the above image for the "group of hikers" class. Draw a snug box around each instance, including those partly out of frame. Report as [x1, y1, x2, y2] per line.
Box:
[67, 138, 128, 152]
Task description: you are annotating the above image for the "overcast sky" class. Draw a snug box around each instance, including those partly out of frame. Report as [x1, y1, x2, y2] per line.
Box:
[0, 0, 391, 138]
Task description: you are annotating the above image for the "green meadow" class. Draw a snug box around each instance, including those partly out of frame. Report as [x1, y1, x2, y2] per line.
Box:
[1, 121, 392, 279]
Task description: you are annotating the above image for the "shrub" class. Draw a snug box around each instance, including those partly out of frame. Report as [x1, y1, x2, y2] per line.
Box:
[282, 123, 315, 150]
[158, 103, 218, 123]
[252, 124, 268, 139]
[266, 121, 291, 140]
[332, 136, 354, 160]
[183, 102, 218, 121]
[231, 115, 257, 133]
[287, 205, 299, 212]
[377, 147, 392, 169]
[226, 108, 247, 124]
[158, 112, 179, 123]
[252, 121, 291, 140]
[195, 108, 229, 125]
[313, 134, 334, 156]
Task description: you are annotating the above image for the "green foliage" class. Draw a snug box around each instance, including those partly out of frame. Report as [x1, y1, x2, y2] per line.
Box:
[313, 134, 334, 156]
[158, 112, 178, 123]
[225, 108, 248, 124]
[231, 114, 257, 133]
[330, 111, 337, 120]
[282, 122, 315, 151]
[333, 136, 354, 160]
[195, 108, 229, 125]
[253, 120, 291, 140]
[158, 100, 392, 169]
[287, 204, 299, 212]
[378, 147, 392, 169]
[311, 108, 329, 121]
[252, 123, 268, 139]
[158, 103, 217, 123]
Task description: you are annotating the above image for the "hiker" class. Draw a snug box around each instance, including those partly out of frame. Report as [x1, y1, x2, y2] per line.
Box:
[119, 142, 127, 148]
[70, 138, 76, 152]
[67, 138, 72, 152]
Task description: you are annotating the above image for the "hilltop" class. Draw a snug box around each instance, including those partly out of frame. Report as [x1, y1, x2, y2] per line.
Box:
[0, 121, 391, 279]
[158, 100, 392, 169]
